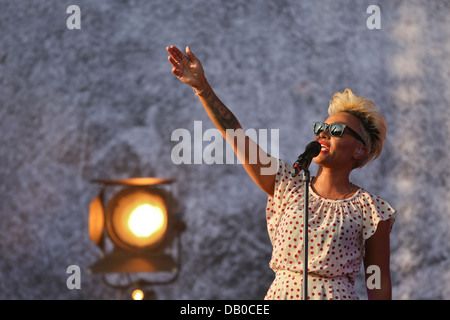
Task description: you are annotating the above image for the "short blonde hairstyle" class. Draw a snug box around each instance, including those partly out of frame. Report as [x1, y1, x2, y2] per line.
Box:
[328, 88, 387, 169]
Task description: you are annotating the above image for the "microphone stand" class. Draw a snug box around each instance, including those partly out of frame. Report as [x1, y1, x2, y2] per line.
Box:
[301, 167, 310, 300]
[292, 162, 311, 300]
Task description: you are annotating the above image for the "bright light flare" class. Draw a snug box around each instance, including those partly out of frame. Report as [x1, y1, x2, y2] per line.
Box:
[128, 204, 165, 238]
[132, 289, 144, 300]
[105, 188, 169, 251]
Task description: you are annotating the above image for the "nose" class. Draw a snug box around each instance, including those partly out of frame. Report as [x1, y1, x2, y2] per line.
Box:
[318, 129, 331, 141]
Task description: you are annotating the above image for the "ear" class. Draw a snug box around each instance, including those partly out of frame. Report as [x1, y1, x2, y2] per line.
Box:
[353, 146, 367, 160]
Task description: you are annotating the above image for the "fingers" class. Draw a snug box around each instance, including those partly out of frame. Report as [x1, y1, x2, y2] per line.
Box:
[166, 45, 182, 57]
[172, 67, 182, 78]
[186, 46, 196, 60]
[166, 45, 186, 63]
[168, 56, 183, 77]
[168, 55, 179, 67]
[166, 45, 197, 79]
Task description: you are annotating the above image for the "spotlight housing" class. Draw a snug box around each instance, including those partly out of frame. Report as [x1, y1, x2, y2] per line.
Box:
[105, 187, 169, 252]
[88, 177, 185, 276]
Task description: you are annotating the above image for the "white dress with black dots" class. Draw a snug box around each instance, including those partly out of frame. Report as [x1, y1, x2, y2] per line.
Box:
[264, 159, 396, 300]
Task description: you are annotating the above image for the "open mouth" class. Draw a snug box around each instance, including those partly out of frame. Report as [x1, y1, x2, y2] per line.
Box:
[319, 141, 330, 152]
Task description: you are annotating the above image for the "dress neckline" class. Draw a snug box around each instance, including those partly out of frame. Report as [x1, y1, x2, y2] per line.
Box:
[308, 180, 362, 203]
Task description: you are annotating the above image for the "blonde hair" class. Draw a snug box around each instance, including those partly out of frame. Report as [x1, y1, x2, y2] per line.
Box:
[328, 89, 387, 169]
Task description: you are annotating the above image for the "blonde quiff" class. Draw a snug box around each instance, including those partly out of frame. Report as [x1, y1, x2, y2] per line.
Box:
[328, 89, 387, 169]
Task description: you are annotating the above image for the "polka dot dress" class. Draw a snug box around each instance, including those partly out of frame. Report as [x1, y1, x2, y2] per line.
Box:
[264, 159, 396, 300]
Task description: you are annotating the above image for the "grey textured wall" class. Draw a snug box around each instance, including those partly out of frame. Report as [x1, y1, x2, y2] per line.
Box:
[1, 0, 449, 299]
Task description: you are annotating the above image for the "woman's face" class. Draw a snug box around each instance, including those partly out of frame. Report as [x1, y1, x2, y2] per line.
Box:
[313, 112, 365, 170]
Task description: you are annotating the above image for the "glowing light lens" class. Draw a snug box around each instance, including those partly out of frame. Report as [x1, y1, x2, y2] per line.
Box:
[128, 204, 165, 238]
[132, 289, 144, 300]
[105, 188, 169, 251]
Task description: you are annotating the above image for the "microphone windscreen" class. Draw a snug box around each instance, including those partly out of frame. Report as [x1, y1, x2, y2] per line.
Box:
[305, 141, 321, 158]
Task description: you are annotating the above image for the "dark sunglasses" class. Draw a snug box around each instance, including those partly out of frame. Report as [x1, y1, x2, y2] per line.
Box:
[313, 122, 366, 146]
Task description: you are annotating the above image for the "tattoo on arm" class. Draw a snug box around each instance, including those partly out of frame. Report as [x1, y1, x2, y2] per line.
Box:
[202, 89, 240, 130]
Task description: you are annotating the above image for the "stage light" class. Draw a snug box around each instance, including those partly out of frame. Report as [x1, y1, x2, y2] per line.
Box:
[132, 289, 144, 300]
[88, 177, 186, 297]
[105, 187, 169, 252]
[128, 204, 164, 238]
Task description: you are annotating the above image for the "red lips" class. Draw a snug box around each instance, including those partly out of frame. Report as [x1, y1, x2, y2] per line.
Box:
[318, 141, 330, 152]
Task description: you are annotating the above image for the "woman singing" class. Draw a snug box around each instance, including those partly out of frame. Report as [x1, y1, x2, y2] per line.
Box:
[167, 45, 396, 300]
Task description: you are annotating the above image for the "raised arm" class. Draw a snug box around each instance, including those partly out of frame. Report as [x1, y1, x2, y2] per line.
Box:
[166, 45, 277, 196]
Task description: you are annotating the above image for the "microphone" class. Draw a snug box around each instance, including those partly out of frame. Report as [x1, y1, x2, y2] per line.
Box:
[291, 141, 321, 177]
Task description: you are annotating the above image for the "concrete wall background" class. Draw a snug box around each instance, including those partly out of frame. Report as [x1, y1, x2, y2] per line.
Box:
[0, 0, 449, 299]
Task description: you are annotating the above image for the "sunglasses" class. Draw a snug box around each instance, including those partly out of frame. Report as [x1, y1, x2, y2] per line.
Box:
[313, 122, 366, 146]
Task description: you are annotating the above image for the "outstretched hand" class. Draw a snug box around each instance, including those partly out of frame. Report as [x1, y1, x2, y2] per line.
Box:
[166, 45, 206, 90]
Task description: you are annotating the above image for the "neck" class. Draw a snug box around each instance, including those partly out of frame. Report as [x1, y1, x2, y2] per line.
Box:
[313, 166, 355, 199]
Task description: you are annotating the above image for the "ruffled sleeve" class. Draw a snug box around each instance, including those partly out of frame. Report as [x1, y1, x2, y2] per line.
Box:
[266, 159, 301, 244]
[359, 190, 397, 240]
